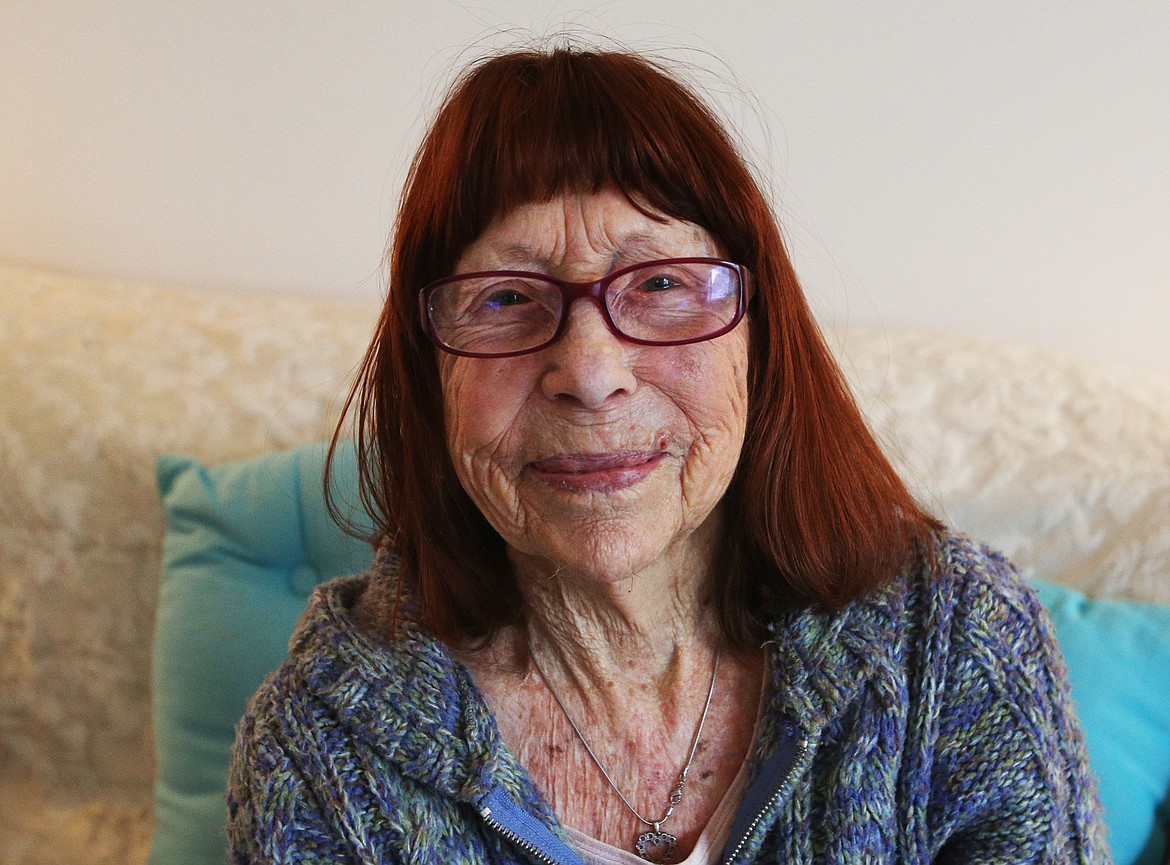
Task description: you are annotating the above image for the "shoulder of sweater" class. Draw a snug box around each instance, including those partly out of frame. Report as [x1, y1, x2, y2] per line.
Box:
[235, 570, 425, 744]
[927, 533, 1052, 651]
[234, 566, 518, 802]
[823, 531, 1065, 712]
[811, 532, 1043, 660]
[916, 533, 1066, 701]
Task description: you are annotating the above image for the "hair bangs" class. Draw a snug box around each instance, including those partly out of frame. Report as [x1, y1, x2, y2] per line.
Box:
[429, 50, 737, 275]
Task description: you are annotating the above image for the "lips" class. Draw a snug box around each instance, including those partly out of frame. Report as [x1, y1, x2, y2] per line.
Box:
[528, 450, 665, 493]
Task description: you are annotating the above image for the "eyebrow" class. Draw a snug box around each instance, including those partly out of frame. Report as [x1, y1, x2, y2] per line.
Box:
[608, 233, 685, 269]
[488, 231, 710, 272]
[496, 245, 542, 267]
[500, 235, 683, 262]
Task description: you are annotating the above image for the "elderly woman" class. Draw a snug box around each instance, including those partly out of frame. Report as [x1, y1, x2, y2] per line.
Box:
[228, 46, 1108, 863]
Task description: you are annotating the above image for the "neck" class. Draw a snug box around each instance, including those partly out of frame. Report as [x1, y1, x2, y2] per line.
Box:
[458, 532, 764, 863]
[504, 525, 723, 689]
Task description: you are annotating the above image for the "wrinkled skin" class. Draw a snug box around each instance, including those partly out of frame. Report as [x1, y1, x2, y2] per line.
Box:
[439, 189, 750, 610]
[442, 190, 760, 858]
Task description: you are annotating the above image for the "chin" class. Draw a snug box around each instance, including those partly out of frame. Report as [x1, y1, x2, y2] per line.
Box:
[519, 520, 700, 587]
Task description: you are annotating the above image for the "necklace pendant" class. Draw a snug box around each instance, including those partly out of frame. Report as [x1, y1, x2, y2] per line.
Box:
[635, 829, 677, 863]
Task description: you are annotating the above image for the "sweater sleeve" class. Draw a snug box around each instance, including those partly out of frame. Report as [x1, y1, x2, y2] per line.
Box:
[929, 549, 1111, 863]
[226, 693, 358, 865]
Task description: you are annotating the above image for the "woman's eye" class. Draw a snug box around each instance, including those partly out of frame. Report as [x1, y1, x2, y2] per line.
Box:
[484, 289, 531, 308]
[640, 275, 680, 292]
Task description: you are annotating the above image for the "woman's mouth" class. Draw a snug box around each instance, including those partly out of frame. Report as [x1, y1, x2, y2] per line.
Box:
[528, 451, 665, 494]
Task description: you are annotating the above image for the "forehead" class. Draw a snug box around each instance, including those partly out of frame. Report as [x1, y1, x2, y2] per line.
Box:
[455, 190, 718, 274]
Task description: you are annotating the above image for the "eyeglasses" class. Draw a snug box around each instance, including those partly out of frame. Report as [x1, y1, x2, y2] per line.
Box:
[419, 257, 752, 358]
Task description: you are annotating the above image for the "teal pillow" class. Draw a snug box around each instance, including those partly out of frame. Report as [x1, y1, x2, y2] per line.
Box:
[150, 442, 375, 865]
[151, 442, 1170, 865]
[1034, 581, 1170, 865]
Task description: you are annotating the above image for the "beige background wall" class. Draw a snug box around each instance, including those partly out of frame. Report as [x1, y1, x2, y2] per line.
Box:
[2, 0, 1167, 372]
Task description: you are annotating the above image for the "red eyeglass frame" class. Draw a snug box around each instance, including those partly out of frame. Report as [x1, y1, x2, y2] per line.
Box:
[418, 257, 754, 359]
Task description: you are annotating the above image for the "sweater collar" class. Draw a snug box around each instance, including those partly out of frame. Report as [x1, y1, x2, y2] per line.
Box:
[287, 556, 538, 807]
[759, 573, 909, 745]
[288, 552, 909, 802]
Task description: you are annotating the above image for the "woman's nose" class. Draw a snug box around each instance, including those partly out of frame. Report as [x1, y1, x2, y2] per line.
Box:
[538, 300, 638, 408]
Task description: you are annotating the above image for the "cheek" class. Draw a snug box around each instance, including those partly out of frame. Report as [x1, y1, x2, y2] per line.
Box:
[661, 335, 750, 499]
[443, 365, 490, 455]
[666, 336, 749, 433]
[440, 359, 530, 469]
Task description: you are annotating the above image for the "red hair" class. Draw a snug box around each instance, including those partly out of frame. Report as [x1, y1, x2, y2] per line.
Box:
[329, 46, 939, 646]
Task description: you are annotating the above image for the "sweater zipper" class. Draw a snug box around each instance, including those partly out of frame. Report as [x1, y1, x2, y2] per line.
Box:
[476, 723, 810, 865]
[476, 784, 584, 865]
[480, 804, 560, 865]
[722, 733, 811, 864]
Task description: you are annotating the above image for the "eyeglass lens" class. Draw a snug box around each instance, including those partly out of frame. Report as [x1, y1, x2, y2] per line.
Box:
[426, 260, 741, 356]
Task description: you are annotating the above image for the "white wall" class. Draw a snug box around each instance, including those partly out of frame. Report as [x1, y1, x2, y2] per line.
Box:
[2, 1, 1167, 372]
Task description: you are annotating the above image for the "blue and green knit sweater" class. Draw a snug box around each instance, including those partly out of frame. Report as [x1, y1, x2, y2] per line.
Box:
[227, 535, 1110, 862]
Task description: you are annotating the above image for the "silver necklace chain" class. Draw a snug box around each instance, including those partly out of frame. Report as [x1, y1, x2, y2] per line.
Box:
[527, 637, 722, 861]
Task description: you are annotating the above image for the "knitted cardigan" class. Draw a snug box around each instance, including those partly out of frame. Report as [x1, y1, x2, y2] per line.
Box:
[227, 535, 1110, 863]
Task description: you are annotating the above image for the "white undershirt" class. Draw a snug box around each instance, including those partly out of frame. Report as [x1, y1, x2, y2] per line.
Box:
[563, 756, 751, 865]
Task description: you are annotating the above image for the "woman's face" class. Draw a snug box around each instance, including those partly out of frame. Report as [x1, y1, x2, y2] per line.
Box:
[439, 190, 749, 585]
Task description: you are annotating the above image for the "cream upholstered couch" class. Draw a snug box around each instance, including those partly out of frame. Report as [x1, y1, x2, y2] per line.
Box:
[1, 260, 1168, 864]
[0, 263, 376, 863]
